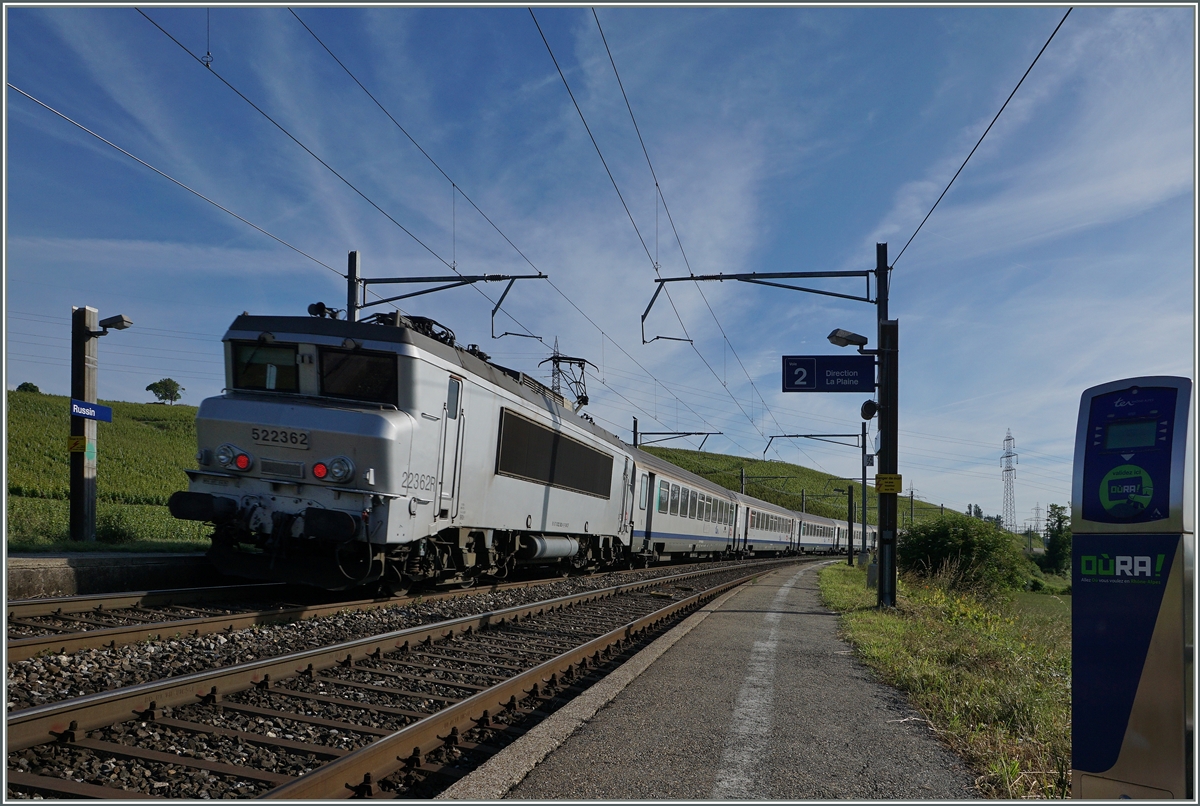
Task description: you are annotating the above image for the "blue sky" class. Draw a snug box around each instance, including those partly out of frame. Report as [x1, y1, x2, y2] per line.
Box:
[5, 6, 1195, 525]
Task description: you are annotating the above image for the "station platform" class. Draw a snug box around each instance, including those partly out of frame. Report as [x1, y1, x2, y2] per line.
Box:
[5, 552, 225, 598]
[441, 562, 978, 800]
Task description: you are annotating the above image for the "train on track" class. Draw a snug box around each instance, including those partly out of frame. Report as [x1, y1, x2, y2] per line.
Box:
[169, 304, 876, 590]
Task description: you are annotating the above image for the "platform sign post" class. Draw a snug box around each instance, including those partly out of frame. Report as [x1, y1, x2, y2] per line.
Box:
[69, 306, 131, 542]
[1071, 376, 1193, 799]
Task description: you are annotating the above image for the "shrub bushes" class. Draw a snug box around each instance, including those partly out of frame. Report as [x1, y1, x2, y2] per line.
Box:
[898, 516, 1031, 594]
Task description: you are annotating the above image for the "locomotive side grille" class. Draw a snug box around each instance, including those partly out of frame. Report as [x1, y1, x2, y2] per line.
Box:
[261, 458, 305, 479]
[520, 374, 567, 407]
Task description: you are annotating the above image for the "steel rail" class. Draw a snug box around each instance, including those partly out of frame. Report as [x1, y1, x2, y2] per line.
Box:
[262, 565, 765, 798]
[6, 560, 797, 753]
[7, 583, 289, 619]
[7, 560, 791, 661]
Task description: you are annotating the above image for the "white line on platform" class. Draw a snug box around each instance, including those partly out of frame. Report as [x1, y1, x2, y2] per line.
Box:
[709, 564, 813, 799]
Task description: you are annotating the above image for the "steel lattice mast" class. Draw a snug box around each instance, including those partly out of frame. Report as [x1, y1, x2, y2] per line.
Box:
[1002, 429, 1018, 532]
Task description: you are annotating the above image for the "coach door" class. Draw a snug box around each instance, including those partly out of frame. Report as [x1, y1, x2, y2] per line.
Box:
[618, 458, 632, 537]
[641, 472, 657, 553]
[438, 377, 464, 521]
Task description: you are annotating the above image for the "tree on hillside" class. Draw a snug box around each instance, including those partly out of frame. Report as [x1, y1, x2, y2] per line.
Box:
[146, 378, 184, 404]
[16, 382, 40, 393]
[1041, 503, 1072, 575]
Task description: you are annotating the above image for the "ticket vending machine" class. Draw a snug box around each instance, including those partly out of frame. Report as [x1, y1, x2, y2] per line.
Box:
[1072, 376, 1193, 799]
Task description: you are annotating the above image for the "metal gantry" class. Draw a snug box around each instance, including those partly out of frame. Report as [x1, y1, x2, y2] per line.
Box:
[344, 250, 547, 340]
[642, 243, 900, 606]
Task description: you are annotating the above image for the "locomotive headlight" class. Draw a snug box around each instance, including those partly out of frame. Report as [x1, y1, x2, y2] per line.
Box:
[216, 443, 237, 467]
[328, 457, 355, 483]
[216, 443, 252, 471]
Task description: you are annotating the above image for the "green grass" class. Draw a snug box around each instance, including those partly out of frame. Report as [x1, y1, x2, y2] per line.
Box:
[819, 563, 1071, 799]
[641, 445, 950, 524]
[7, 497, 209, 551]
[6, 390, 207, 551]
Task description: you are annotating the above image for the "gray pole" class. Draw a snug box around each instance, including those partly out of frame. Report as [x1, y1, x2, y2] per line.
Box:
[632, 417, 638, 448]
[801, 489, 805, 514]
[741, 466, 745, 495]
[346, 250, 360, 322]
[70, 306, 99, 542]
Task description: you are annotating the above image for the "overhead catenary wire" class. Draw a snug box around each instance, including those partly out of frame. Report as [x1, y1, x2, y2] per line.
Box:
[891, 7, 1073, 266]
[530, 7, 817, 468]
[287, 7, 765, 456]
[588, 7, 824, 471]
[134, 7, 548, 343]
[6, 84, 342, 279]
[5, 84, 412, 322]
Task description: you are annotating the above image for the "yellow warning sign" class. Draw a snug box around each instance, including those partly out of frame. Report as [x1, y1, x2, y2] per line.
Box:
[875, 473, 903, 494]
[68, 436, 87, 453]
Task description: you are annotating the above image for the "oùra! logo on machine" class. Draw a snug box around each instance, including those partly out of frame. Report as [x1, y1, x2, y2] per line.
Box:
[1099, 464, 1154, 518]
[1078, 553, 1165, 579]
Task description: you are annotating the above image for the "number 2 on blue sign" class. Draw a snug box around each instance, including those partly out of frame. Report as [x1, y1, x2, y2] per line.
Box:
[793, 366, 807, 385]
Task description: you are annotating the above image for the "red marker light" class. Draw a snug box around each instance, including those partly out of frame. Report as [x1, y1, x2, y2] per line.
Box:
[313, 462, 328, 479]
[234, 453, 251, 471]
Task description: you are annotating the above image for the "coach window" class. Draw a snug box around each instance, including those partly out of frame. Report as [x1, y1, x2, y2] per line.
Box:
[689, 490, 698, 519]
[639, 475, 648, 510]
[670, 484, 680, 516]
[706, 497, 713, 522]
[680, 487, 690, 516]
[658, 480, 669, 513]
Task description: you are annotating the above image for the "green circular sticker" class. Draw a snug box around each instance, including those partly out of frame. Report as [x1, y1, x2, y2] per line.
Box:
[1099, 464, 1154, 518]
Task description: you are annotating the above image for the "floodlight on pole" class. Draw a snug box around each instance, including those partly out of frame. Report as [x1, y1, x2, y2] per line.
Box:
[827, 328, 869, 348]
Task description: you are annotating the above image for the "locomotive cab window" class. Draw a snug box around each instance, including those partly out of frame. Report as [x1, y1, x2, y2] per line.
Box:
[233, 342, 300, 392]
[319, 346, 398, 405]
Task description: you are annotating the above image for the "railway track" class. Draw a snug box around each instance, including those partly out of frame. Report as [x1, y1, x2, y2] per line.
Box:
[7, 561, 794, 799]
[7, 560, 780, 662]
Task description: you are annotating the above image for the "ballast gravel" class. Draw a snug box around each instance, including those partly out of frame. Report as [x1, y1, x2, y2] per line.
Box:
[6, 564, 751, 712]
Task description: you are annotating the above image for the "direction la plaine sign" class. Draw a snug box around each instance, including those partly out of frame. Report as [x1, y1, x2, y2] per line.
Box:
[70, 399, 113, 422]
[782, 354, 875, 393]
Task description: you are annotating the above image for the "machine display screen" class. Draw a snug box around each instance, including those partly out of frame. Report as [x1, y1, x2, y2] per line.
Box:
[1104, 420, 1158, 450]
